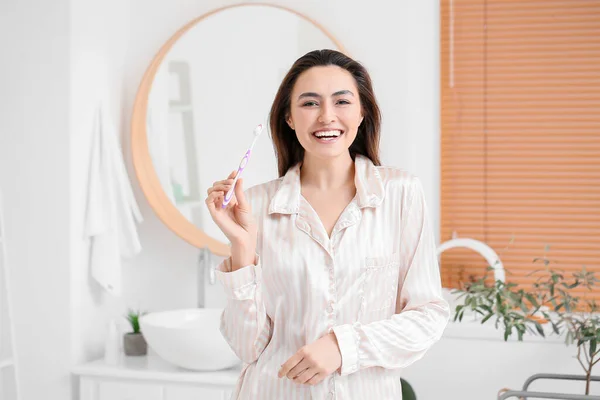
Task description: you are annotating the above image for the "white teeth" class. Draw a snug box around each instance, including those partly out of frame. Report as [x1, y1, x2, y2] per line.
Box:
[314, 130, 342, 138]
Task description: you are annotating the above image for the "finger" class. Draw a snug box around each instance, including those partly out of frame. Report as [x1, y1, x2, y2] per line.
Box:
[205, 190, 222, 204]
[205, 191, 223, 212]
[306, 372, 324, 386]
[224, 193, 238, 209]
[278, 353, 303, 378]
[228, 169, 238, 179]
[207, 183, 232, 195]
[234, 178, 249, 210]
[211, 178, 235, 189]
[287, 358, 310, 380]
[205, 192, 242, 233]
[293, 368, 317, 385]
[206, 190, 230, 208]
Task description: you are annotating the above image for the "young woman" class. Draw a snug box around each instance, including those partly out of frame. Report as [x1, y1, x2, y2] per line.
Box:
[205, 49, 449, 399]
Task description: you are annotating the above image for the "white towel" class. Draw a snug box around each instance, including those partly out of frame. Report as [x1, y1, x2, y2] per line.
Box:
[84, 104, 143, 296]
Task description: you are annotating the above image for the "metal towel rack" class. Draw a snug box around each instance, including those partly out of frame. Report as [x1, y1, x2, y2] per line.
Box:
[498, 373, 600, 399]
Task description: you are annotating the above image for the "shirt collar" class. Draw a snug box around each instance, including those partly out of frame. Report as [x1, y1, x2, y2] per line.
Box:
[268, 154, 385, 215]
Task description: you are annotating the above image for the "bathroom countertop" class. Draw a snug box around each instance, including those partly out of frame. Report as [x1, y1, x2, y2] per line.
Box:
[443, 316, 564, 343]
[72, 352, 242, 386]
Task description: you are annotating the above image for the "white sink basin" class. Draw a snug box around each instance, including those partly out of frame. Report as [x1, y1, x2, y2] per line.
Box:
[139, 308, 240, 371]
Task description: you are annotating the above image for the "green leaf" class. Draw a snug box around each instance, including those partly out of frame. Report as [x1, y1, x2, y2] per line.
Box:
[566, 331, 574, 346]
[124, 308, 146, 334]
[482, 313, 493, 324]
[534, 322, 545, 337]
[519, 301, 529, 313]
[590, 339, 597, 358]
[481, 305, 493, 313]
[525, 293, 539, 308]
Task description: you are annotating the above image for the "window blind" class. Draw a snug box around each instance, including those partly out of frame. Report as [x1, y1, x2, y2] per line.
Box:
[440, 0, 600, 302]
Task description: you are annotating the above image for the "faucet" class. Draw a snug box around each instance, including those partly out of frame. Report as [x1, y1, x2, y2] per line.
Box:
[436, 236, 505, 282]
[436, 235, 505, 322]
[197, 247, 217, 308]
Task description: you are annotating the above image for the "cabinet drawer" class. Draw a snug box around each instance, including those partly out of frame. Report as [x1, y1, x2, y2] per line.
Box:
[98, 381, 163, 400]
[78, 377, 234, 400]
[165, 386, 226, 400]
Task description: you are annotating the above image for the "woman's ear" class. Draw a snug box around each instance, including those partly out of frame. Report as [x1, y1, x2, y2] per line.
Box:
[286, 114, 295, 130]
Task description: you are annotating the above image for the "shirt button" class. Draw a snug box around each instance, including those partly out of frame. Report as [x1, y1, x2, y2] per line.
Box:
[327, 302, 335, 313]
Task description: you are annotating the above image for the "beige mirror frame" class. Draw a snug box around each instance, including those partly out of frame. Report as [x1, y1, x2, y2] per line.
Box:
[131, 3, 347, 257]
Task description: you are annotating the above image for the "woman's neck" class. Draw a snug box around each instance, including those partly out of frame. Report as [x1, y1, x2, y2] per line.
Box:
[300, 152, 355, 191]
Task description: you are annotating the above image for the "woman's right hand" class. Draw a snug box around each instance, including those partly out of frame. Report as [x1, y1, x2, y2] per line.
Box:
[205, 170, 257, 264]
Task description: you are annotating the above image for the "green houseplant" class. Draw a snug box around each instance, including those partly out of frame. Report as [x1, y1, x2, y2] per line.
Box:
[452, 246, 600, 396]
[401, 377, 417, 400]
[124, 308, 148, 356]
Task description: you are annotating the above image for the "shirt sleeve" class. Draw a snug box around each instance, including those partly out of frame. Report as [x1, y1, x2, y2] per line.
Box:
[333, 176, 450, 375]
[215, 254, 273, 364]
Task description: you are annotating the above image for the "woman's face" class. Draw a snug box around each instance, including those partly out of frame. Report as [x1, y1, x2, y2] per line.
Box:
[287, 65, 363, 160]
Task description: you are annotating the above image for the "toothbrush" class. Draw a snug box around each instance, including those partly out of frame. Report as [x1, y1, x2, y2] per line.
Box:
[221, 124, 265, 208]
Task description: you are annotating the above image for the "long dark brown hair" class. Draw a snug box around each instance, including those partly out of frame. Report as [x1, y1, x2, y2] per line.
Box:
[269, 49, 382, 177]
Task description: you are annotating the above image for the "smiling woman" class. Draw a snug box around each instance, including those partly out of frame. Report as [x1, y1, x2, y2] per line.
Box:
[204, 49, 450, 400]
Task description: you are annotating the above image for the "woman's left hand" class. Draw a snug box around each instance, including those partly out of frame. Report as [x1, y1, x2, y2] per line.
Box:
[278, 333, 342, 385]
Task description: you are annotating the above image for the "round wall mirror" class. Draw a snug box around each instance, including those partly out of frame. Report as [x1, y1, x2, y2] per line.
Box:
[131, 4, 346, 256]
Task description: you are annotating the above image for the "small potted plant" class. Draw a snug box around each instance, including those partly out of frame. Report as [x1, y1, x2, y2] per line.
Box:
[124, 308, 148, 356]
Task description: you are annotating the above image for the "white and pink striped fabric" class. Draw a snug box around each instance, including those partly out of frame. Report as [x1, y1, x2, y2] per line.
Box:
[215, 154, 450, 400]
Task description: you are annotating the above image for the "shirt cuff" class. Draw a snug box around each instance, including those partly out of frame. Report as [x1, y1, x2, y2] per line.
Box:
[215, 255, 261, 300]
[332, 323, 361, 376]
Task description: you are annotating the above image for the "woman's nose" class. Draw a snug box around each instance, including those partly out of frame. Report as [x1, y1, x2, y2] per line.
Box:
[318, 105, 336, 124]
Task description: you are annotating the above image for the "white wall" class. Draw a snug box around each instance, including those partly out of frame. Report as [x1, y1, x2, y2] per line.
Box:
[69, 0, 132, 368]
[0, 1, 72, 399]
[1, 0, 594, 399]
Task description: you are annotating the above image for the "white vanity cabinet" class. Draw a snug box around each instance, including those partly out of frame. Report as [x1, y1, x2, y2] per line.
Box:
[73, 355, 240, 400]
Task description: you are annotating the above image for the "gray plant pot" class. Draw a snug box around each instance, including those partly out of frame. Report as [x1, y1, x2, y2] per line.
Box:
[123, 333, 147, 356]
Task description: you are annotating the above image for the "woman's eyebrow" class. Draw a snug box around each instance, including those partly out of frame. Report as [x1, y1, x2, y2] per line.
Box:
[297, 90, 355, 100]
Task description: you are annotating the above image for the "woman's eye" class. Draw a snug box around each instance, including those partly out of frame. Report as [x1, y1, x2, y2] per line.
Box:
[302, 101, 318, 107]
[337, 100, 351, 105]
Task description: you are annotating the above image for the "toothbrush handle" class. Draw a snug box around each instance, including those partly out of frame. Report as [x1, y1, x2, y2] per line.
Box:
[222, 149, 251, 208]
